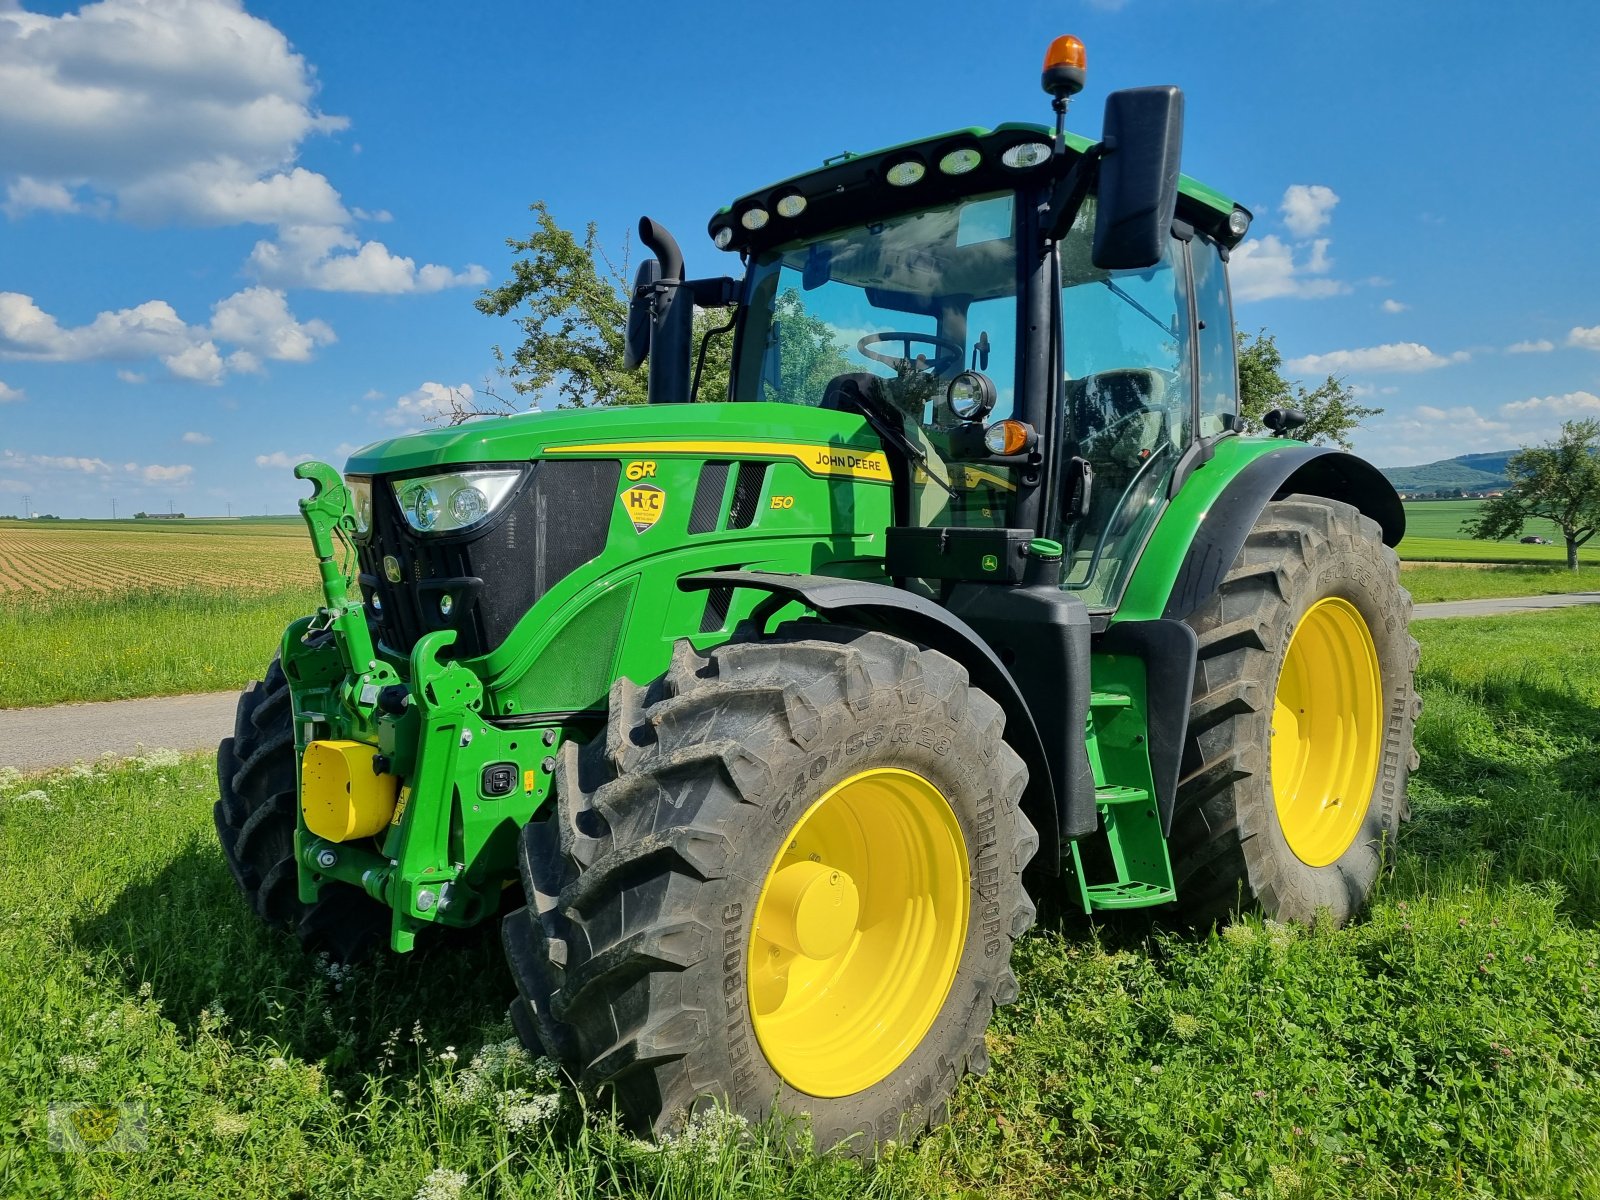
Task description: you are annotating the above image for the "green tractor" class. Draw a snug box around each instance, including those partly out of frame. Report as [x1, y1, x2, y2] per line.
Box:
[216, 36, 1419, 1150]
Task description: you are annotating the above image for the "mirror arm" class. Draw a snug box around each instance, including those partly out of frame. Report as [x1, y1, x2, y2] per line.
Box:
[1042, 142, 1107, 244]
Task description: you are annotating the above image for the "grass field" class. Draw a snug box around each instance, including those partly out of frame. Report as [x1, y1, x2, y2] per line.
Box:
[1398, 500, 1599, 565]
[1399, 564, 1600, 603]
[0, 520, 321, 708]
[4, 611, 1599, 1198]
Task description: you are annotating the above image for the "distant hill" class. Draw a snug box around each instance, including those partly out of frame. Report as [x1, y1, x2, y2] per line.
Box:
[1381, 450, 1516, 494]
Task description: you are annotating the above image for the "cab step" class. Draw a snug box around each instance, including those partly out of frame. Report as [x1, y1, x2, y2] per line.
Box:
[1094, 784, 1150, 807]
[1084, 881, 1176, 909]
[1089, 690, 1133, 709]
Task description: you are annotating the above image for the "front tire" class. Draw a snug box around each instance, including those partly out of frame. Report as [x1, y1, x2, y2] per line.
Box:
[214, 658, 389, 960]
[1170, 494, 1421, 928]
[502, 624, 1036, 1151]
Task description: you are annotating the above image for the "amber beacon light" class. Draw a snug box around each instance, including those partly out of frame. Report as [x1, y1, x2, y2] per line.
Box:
[1041, 35, 1086, 99]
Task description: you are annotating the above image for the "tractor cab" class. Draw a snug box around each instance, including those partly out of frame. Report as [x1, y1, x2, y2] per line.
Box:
[632, 54, 1254, 618]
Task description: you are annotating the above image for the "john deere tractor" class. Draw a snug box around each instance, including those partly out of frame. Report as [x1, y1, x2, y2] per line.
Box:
[216, 37, 1419, 1149]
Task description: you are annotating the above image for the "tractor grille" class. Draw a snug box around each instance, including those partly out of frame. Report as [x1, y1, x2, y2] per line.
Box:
[356, 460, 619, 659]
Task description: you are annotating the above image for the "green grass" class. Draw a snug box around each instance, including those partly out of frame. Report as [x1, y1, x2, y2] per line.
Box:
[0, 587, 318, 708]
[4, 612, 1600, 1197]
[1398, 500, 1598, 565]
[1400, 564, 1600, 603]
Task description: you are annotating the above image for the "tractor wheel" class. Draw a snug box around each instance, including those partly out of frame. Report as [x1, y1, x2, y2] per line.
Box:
[214, 658, 389, 961]
[502, 623, 1036, 1151]
[1170, 494, 1421, 928]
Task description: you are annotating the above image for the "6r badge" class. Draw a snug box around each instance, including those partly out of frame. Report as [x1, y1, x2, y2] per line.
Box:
[621, 482, 665, 533]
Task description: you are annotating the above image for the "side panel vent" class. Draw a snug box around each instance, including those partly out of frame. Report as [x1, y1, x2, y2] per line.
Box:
[727, 461, 768, 530]
[699, 585, 734, 634]
[688, 461, 731, 534]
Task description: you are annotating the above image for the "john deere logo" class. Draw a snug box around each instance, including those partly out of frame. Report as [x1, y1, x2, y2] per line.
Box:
[622, 483, 665, 533]
[383, 555, 403, 583]
[981, 553, 999, 572]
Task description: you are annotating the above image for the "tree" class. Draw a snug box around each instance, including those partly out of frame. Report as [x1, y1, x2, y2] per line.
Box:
[1464, 420, 1600, 570]
[1236, 329, 1382, 450]
[471, 201, 732, 414]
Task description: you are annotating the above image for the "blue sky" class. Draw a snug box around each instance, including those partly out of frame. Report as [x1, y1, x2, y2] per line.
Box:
[2, 0, 1598, 517]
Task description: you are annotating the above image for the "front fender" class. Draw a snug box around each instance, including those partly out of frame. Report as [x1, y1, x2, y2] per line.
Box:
[679, 570, 1063, 873]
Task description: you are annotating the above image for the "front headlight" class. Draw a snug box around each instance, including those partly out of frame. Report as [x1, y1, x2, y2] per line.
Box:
[345, 476, 373, 534]
[391, 469, 522, 534]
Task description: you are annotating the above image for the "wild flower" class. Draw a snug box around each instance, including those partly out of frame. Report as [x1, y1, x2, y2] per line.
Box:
[15, 789, 49, 803]
[1169, 1012, 1202, 1041]
[501, 1091, 560, 1132]
[0, 766, 21, 791]
[137, 981, 153, 999]
[267, 1056, 289, 1070]
[58, 1053, 100, 1075]
[413, 1167, 469, 1200]
[211, 1109, 250, 1139]
[1220, 923, 1258, 947]
[658, 1106, 751, 1162]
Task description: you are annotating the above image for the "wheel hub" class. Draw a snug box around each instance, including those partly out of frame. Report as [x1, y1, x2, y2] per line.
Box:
[747, 767, 968, 1098]
[1271, 596, 1383, 867]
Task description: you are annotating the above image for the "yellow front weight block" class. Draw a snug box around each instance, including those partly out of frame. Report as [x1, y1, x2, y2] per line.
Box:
[301, 740, 399, 842]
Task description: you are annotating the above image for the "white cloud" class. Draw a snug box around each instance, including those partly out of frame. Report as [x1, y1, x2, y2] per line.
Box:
[0, 1, 483, 298]
[208, 286, 334, 362]
[1230, 234, 1347, 302]
[1280, 184, 1339, 238]
[1500, 391, 1600, 417]
[1381, 299, 1408, 314]
[181, 431, 213, 445]
[134, 463, 193, 484]
[0, 0, 348, 228]
[1287, 342, 1468, 375]
[1567, 326, 1600, 351]
[0, 287, 333, 382]
[1506, 339, 1555, 354]
[21, 452, 112, 473]
[3, 176, 79, 218]
[249, 224, 488, 294]
[255, 450, 316, 469]
[0, 380, 21, 403]
[383, 381, 474, 428]
[116, 368, 144, 383]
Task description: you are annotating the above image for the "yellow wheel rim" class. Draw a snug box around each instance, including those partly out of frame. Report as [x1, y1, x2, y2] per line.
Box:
[747, 767, 969, 1098]
[1271, 596, 1384, 867]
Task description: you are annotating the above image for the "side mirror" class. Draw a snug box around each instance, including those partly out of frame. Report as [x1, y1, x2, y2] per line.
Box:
[623, 257, 661, 371]
[1092, 86, 1184, 272]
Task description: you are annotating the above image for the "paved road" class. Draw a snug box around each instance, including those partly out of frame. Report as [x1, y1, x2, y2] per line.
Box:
[0, 591, 1595, 773]
[1411, 591, 1600, 620]
[0, 690, 236, 773]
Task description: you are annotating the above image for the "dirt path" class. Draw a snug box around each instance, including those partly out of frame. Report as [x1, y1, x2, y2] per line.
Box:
[1410, 592, 1600, 620]
[0, 691, 236, 773]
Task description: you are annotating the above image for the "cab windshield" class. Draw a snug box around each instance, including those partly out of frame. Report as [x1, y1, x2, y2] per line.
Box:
[733, 192, 1021, 528]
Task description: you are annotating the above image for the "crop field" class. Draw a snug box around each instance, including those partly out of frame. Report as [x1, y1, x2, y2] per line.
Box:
[0, 519, 314, 594]
[1398, 500, 1599, 565]
[4, 610, 1599, 1198]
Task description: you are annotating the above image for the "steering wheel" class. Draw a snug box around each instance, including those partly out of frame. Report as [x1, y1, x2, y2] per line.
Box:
[857, 331, 964, 376]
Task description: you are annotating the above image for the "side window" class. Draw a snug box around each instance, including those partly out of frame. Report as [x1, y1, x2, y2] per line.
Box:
[1191, 236, 1237, 439]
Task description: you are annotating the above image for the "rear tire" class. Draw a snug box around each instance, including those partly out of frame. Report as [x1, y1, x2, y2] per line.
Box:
[1169, 494, 1421, 928]
[214, 658, 389, 961]
[502, 623, 1036, 1152]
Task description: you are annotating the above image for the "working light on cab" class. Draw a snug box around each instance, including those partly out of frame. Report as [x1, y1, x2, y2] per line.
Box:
[740, 207, 770, 230]
[938, 148, 981, 176]
[393, 469, 522, 534]
[1228, 208, 1251, 238]
[712, 225, 734, 249]
[1001, 141, 1052, 169]
[345, 475, 373, 534]
[885, 159, 926, 186]
[776, 192, 808, 218]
